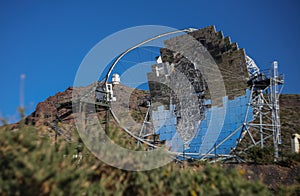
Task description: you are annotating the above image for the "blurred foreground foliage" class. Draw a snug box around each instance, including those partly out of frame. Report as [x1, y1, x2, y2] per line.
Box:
[0, 125, 273, 195]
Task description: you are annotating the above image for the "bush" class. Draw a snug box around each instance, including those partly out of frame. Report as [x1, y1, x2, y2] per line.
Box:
[0, 125, 271, 195]
[247, 146, 275, 164]
[278, 152, 300, 167]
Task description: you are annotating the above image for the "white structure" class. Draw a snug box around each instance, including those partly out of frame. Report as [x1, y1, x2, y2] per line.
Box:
[291, 134, 300, 153]
[112, 73, 120, 85]
[156, 56, 162, 64]
[106, 83, 116, 101]
[246, 56, 260, 77]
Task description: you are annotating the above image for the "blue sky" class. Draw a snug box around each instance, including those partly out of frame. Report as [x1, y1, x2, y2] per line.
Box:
[0, 0, 299, 122]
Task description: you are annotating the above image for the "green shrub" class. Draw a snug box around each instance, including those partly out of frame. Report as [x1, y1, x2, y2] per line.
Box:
[0, 125, 272, 195]
[247, 146, 275, 164]
[278, 152, 300, 167]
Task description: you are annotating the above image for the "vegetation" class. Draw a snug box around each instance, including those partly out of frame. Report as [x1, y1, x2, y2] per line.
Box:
[246, 146, 275, 165]
[0, 124, 272, 195]
[278, 152, 300, 167]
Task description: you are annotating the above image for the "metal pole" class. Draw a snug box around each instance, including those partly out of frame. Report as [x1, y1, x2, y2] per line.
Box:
[272, 61, 280, 161]
[105, 107, 109, 135]
[259, 91, 264, 148]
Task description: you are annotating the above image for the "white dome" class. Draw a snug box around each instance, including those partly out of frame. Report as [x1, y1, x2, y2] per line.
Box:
[112, 73, 120, 85]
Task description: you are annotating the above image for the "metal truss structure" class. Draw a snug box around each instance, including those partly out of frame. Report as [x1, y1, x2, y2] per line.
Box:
[238, 61, 284, 161]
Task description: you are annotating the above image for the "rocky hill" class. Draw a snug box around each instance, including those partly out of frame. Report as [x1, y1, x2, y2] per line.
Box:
[11, 84, 149, 144]
[280, 94, 300, 153]
[17, 84, 300, 154]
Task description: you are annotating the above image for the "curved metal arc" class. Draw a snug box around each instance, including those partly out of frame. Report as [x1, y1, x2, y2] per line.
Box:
[104, 28, 197, 85]
[104, 27, 198, 157]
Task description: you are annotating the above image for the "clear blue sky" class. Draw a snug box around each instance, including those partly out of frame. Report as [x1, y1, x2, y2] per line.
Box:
[0, 0, 299, 122]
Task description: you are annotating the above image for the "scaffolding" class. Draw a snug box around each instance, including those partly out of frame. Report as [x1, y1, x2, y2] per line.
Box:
[239, 61, 284, 161]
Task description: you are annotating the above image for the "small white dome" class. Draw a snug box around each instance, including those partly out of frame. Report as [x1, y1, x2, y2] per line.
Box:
[112, 73, 120, 85]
